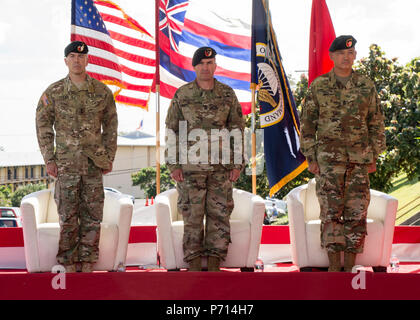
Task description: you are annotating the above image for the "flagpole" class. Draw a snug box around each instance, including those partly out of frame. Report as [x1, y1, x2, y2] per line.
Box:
[155, 0, 161, 195]
[250, 0, 257, 195]
[251, 86, 257, 195]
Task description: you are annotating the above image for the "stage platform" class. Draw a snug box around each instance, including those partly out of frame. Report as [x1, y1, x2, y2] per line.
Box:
[1, 263, 420, 301]
[2, 225, 420, 303]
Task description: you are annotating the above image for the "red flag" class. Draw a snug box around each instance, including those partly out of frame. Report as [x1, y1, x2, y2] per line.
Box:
[308, 0, 336, 86]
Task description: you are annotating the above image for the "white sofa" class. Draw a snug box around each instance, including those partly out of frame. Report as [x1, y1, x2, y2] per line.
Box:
[287, 179, 398, 271]
[155, 188, 265, 270]
[21, 189, 133, 272]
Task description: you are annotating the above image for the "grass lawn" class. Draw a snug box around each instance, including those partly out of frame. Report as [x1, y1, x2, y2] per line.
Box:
[388, 174, 420, 225]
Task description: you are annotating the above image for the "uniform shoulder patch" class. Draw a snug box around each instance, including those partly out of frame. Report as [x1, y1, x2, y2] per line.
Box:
[41, 93, 50, 107]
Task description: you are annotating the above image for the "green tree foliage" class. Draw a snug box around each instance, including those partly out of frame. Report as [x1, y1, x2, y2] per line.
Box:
[233, 154, 270, 198]
[233, 111, 270, 197]
[131, 164, 175, 198]
[293, 73, 309, 112]
[0, 185, 12, 206]
[10, 183, 46, 207]
[355, 45, 420, 191]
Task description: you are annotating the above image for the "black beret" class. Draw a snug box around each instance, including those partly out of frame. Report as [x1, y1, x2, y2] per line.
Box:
[65, 41, 89, 57]
[329, 35, 357, 52]
[192, 47, 217, 66]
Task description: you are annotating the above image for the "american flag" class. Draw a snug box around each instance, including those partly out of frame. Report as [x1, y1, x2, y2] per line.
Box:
[158, 0, 252, 114]
[71, 0, 156, 109]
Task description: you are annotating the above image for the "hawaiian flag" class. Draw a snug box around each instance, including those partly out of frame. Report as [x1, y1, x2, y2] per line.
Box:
[71, 0, 156, 109]
[158, 0, 252, 114]
[251, 0, 307, 196]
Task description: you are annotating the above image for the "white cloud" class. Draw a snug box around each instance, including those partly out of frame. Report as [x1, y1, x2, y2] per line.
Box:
[0, 22, 11, 44]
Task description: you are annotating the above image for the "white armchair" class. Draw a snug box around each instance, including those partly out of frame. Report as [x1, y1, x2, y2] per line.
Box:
[287, 179, 398, 271]
[155, 188, 265, 271]
[21, 189, 133, 272]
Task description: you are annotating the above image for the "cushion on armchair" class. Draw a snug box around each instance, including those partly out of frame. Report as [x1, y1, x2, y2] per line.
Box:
[21, 189, 133, 272]
[155, 188, 265, 270]
[287, 179, 398, 270]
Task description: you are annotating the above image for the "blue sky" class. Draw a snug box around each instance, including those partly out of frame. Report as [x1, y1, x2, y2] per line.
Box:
[0, 0, 418, 152]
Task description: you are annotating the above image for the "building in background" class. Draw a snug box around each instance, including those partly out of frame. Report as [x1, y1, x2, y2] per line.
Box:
[0, 132, 163, 198]
[104, 132, 164, 198]
[0, 152, 53, 191]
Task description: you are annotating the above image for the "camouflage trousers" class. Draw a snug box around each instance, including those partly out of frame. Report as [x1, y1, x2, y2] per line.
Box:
[54, 159, 104, 265]
[315, 161, 370, 254]
[176, 168, 234, 263]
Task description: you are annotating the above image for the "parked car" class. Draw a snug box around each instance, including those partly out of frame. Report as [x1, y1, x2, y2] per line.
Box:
[0, 207, 22, 227]
[264, 197, 287, 224]
[104, 187, 135, 204]
[0, 207, 21, 219]
[0, 217, 21, 228]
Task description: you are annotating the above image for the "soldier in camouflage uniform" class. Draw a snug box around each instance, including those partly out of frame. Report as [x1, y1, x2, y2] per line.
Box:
[300, 36, 386, 272]
[165, 47, 245, 272]
[36, 41, 118, 273]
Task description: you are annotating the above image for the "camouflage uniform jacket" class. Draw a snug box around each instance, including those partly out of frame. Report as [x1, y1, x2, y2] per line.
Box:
[36, 75, 118, 174]
[165, 79, 245, 172]
[300, 70, 386, 164]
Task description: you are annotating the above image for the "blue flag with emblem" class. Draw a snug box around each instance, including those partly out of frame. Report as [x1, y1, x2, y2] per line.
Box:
[251, 0, 307, 197]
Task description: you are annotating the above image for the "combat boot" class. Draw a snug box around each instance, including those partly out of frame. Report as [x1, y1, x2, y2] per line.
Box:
[344, 252, 357, 272]
[64, 264, 77, 273]
[188, 257, 202, 271]
[327, 251, 342, 272]
[81, 262, 94, 273]
[207, 256, 220, 272]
